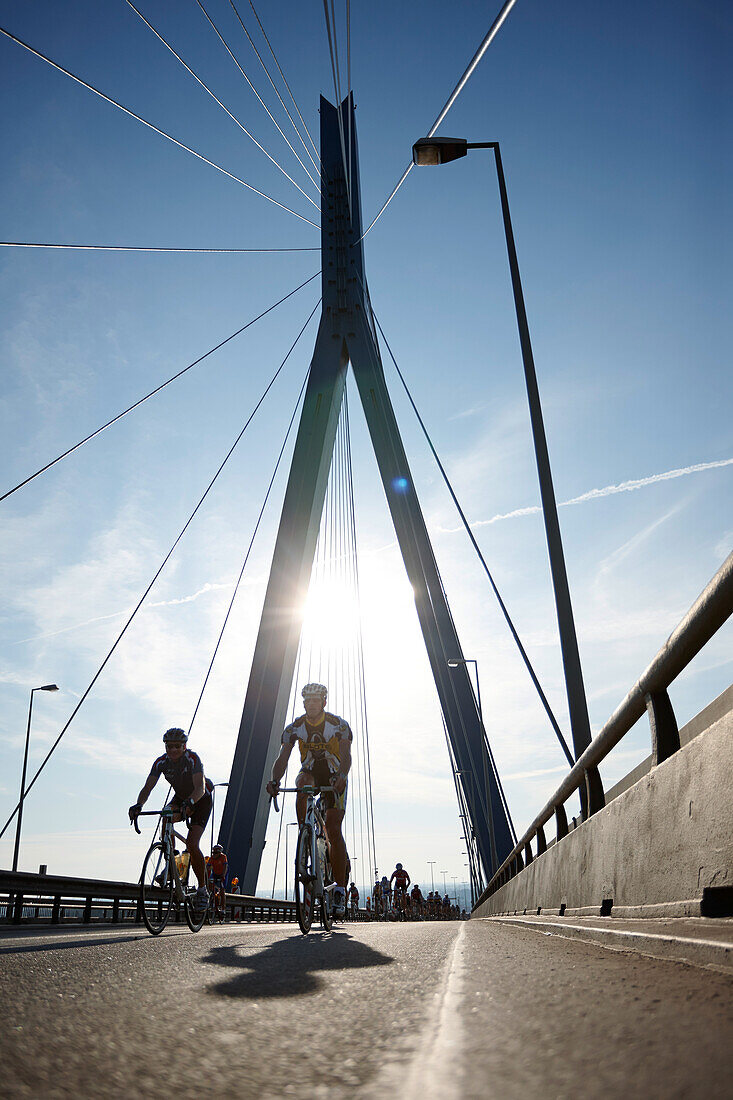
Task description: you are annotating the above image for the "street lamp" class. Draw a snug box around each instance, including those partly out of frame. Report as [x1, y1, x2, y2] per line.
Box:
[427, 860, 436, 894]
[447, 657, 482, 721]
[415, 135, 591, 765]
[441, 869, 449, 896]
[13, 684, 59, 873]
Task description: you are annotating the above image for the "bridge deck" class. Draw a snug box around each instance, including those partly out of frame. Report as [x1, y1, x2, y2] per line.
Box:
[2, 919, 731, 1097]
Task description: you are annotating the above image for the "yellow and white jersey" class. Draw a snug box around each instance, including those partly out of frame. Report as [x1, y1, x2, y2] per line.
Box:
[282, 712, 353, 774]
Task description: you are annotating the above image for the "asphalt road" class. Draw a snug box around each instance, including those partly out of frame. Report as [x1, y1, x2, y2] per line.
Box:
[1, 918, 731, 1098]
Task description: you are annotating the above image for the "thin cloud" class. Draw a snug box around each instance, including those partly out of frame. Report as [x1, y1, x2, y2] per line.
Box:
[12, 581, 235, 644]
[437, 457, 733, 533]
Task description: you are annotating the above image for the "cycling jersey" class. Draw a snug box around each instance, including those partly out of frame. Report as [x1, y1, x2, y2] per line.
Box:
[209, 853, 227, 878]
[391, 869, 409, 890]
[282, 712, 353, 775]
[149, 749, 213, 802]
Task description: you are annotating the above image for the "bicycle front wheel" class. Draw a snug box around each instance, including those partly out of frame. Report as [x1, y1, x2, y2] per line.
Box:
[184, 887, 206, 932]
[320, 851, 334, 932]
[141, 842, 174, 936]
[295, 826, 315, 935]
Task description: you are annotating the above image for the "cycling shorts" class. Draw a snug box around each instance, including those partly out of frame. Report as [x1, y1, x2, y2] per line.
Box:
[297, 758, 347, 813]
[167, 791, 212, 830]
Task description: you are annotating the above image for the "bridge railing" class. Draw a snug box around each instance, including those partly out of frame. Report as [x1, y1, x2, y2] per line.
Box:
[476, 550, 733, 909]
[0, 869, 298, 926]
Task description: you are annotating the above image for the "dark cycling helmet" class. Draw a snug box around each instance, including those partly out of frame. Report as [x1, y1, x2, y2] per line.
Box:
[396, 863, 403, 870]
[213, 844, 223, 853]
[164, 727, 187, 743]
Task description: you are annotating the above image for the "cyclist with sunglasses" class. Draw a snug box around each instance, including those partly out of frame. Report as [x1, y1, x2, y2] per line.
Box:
[267, 682, 352, 918]
[129, 727, 213, 916]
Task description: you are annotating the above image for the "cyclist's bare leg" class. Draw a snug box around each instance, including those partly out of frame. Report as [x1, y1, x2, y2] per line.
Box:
[185, 823, 207, 887]
[325, 807, 347, 887]
[295, 770, 314, 826]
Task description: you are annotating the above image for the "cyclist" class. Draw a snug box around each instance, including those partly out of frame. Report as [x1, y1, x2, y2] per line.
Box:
[348, 882, 359, 918]
[390, 863, 411, 913]
[266, 682, 352, 918]
[411, 883, 424, 919]
[209, 844, 228, 917]
[380, 874, 391, 917]
[129, 727, 212, 915]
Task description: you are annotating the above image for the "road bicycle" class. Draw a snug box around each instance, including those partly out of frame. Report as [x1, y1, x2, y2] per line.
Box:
[132, 808, 207, 936]
[273, 786, 336, 935]
[207, 878, 226, 924]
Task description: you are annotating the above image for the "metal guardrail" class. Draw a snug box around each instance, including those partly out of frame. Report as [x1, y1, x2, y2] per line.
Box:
[476, 550, 733, 909]
[0, 869, 299, 926]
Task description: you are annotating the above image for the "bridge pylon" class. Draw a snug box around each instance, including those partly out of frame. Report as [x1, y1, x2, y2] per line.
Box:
[218, 95, 514, 892]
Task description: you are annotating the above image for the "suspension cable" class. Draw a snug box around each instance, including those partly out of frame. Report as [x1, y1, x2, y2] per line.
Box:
[192, 0, 321, 197]
[0, 241, 319, 253]
[371, 308, 574, 767]
[228, 0, 321, 178]
[188, 325, 317, 735]
[360, 0, 519, 240]
[0, 303, 318, 843]
[245, 0, 321, 170]
[125, 1, 318, 208]
[0, 272, 319, 505]
[0, 24, 318, 228]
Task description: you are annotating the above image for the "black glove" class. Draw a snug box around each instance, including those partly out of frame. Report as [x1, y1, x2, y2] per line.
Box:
[128, 803, 141, 822]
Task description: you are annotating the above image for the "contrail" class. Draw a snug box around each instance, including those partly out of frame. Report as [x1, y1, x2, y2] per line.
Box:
[437, 457, 733, 533]
[12, 581, 235, 644]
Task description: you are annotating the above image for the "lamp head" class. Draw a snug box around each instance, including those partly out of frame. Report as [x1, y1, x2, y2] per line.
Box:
[40, 684, 59, 692]
[412, 137, 468, 166]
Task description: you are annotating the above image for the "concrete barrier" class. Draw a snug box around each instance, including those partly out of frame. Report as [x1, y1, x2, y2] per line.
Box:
[473, 695, 732, 919]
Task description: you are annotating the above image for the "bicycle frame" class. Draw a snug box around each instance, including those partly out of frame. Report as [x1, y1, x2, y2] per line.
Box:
[136, 810, 190, 904]
[275, 786, 337, 929]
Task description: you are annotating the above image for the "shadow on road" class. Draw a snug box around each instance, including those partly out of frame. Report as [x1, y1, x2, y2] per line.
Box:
[203, 928, 393, 999]
[0, 932, 154, 956]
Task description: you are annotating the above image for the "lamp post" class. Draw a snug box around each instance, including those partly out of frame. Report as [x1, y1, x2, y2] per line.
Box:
[441, 869, 449, 896]
[428, 860, 436, 894]
[452, 875, 458, 904]
[13, 684, 59, 873]
[415, 135, 591, 765]
[464, 864, 471, 909]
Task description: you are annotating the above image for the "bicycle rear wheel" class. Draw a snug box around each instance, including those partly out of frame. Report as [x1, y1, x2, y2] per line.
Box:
[295, 825, 315, 935]
[141, 843, 174, 936]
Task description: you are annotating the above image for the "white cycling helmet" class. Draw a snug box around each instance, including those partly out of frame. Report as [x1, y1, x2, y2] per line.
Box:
[301, 682, 327, 702]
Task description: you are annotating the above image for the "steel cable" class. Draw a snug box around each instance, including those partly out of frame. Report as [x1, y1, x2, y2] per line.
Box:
[360, 0, 519, 240]
[229, 0, 321, 178]
[0, 25, 318, 228]
[245, 0, 321, 170]
[191, 0, 321, 197]
[0, 241, 319, 253]
[371, 308, 574, 768]
[124, 1, 319, 208]
[0, 272, 319, 504]
[0, 302, 319, 843]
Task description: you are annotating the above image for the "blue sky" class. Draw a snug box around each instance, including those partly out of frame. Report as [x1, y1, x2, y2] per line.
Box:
[0, 0, 730, 903]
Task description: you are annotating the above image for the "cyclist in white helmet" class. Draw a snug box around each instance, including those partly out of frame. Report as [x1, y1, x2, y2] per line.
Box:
[267, 682, 352, 918]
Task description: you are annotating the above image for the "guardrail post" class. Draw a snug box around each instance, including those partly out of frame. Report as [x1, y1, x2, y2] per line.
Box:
[12, 892, 24, 924]
[52, 895, 61, 924]
[83, 897, 92, 923]
[112, 899, 120, 923]
[555, 804, 569, 840]
[584, 766, 605, 817]
[536, 825, 547, 854]
[523, 842, 533, 865]
[645, 689, 680, 765]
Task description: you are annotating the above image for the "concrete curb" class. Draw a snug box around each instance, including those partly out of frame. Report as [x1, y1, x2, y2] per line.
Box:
[480, 915, 733, 973]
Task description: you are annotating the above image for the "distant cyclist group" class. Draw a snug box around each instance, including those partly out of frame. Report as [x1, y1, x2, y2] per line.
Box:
[129, 681, 466, 927]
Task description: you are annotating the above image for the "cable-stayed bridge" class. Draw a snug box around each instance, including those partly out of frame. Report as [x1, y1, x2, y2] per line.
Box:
[0, 3, 731, 1096]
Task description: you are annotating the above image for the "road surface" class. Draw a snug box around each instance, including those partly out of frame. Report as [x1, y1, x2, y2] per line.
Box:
[1, 918, 731, 1097]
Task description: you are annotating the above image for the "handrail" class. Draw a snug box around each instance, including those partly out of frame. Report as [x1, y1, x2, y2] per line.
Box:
[476, 550, 733, 908]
